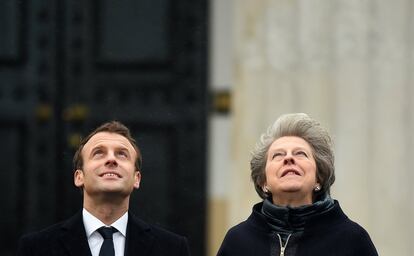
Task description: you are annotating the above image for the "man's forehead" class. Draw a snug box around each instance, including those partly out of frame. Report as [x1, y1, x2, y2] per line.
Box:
[83, 132, 135, 151]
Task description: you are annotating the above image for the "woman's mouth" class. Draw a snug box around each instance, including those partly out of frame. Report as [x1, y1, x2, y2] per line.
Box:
[281, 169, 301, 177]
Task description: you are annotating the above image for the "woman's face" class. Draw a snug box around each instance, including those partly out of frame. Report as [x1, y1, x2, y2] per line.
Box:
[264, 136, 318, 206]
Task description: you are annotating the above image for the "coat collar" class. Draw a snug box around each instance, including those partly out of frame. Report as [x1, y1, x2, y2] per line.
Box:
[249, 200, 346, 233]
[59, 211, 92, 256]
[57, 211, 156, 256]
[124, 212, 155, 256]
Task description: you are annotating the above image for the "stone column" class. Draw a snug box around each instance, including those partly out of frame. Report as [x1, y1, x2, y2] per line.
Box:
[227, 0, 414, 255]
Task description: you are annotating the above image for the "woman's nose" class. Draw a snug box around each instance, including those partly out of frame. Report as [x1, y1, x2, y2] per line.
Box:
[283, 154, 295, 164]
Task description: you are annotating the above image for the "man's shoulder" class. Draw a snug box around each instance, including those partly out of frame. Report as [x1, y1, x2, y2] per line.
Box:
[149, 223, 187, 241]
[128, 213, 186, 241]
[18, 212, 83, 245]
[126, 213, 190, 255]
[20, 219, 67, 242]
[17, 215, 81, 256]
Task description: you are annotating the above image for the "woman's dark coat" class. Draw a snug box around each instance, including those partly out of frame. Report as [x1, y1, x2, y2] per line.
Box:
[217, 201, 378, 256]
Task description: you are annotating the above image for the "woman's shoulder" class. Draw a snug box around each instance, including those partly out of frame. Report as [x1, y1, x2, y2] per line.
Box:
[302, 200, 373, 245]
[224, 214, 267, 237]
[220, 202, 271, 242]
[217, 208, 271, 256]
[326, 201, 372, 234]
[294, 201, 377, 255]
[223, 203, 269, 235]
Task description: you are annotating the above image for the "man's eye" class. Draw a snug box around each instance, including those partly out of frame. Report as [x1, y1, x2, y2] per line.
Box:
[93, 150, 103, 157]
[117, 151, 128, 158]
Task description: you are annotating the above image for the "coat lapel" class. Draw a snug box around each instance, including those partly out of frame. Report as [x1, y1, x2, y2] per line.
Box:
[124, 213, 155, 256]
[59, 211, 92, 256]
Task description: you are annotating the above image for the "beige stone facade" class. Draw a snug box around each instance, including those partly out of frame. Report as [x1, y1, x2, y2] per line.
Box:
[208, 1, 414, 255]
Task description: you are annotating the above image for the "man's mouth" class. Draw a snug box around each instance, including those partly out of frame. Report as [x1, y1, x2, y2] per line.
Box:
[100, 172, 121, 178]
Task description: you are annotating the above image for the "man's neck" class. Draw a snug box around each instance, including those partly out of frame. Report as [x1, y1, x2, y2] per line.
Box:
[83, 196, 129, 225]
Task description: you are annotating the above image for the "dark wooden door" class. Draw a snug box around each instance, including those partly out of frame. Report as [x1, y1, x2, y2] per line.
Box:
[0, 1, 207, 255]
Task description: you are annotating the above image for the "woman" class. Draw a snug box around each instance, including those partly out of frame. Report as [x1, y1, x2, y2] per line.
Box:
[217, 113, 378, 256]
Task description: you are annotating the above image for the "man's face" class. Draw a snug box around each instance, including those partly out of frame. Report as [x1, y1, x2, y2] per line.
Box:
[74, 132, 141, 198]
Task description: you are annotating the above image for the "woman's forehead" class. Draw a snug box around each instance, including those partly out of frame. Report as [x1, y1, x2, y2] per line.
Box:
[270, 136, 312, 150]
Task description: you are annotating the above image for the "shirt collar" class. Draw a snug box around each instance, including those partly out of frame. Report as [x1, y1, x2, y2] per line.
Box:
[82, 208, 128, 238]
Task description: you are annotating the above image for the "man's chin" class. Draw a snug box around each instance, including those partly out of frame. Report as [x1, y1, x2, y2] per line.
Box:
[99, 188, 130, 197]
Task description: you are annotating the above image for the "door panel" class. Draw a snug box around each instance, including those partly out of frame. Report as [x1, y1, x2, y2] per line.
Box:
[1, 1, 207, 255]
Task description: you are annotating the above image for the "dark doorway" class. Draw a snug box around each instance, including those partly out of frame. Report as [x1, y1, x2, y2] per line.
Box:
[0, 1, 207, 255]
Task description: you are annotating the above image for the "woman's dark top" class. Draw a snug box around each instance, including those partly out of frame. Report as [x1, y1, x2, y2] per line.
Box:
[217, 200, 378, 256]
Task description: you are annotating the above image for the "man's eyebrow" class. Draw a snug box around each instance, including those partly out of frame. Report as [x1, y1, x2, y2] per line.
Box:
[89, 145, 105, 154]
[91, 145, 104, 150]
[117, 146, 132, 153]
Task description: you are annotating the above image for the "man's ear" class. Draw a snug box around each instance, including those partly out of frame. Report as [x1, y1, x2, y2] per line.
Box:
[74, 169, 84, 188]
[133, 171, 141, 189]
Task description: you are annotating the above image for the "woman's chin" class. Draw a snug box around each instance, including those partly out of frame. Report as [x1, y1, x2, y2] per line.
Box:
[278, 182, 304, 192]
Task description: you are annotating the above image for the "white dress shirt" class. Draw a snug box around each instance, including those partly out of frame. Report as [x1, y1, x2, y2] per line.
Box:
[82, 208, 128, 256]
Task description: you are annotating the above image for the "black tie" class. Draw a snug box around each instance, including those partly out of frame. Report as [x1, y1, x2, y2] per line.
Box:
[97, 226, 117, 256]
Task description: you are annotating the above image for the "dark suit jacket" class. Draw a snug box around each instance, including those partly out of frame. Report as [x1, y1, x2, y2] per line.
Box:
[17, 211, 191, 256]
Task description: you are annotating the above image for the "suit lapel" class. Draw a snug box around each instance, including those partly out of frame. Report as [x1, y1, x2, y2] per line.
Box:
[125, 213, 155, 256]
[59, 211, 92, 256]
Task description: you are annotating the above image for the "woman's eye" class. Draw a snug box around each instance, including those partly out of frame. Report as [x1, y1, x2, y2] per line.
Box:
[296, 151, 307, 157]
[272, 153, 283, 159]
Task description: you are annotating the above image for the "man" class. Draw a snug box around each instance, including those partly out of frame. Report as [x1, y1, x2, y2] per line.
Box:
[17, 121, 190, 256]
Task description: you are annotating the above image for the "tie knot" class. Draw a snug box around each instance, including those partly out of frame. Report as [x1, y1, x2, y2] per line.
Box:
[97, 226, 117, 239]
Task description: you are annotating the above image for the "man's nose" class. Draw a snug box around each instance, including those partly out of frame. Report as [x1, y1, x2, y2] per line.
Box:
[105, 151, 118, 166]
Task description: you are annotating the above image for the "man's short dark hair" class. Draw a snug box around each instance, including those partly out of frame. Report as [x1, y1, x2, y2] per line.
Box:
[73, 121, 142, 172]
